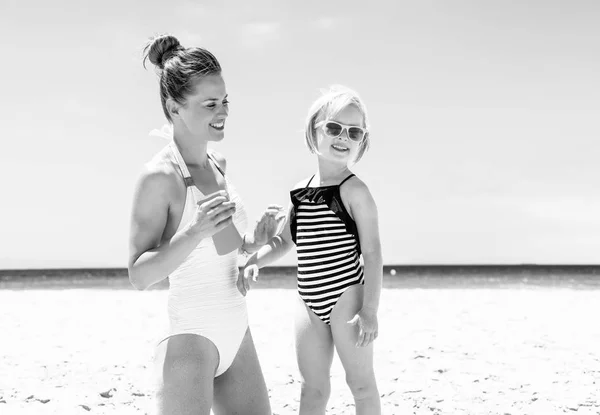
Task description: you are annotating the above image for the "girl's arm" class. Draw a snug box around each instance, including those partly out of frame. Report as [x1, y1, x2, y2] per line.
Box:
[344, 178, 383, 347]
[347, 181, 383, 312]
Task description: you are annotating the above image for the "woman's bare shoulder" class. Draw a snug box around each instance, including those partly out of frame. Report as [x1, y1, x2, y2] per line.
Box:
[136, 146, 182, 197]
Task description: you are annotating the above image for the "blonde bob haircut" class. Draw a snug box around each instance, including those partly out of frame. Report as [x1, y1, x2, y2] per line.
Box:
[304, 85, 371, 163]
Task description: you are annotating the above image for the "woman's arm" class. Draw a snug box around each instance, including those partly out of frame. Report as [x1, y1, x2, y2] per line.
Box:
[237, 204, 294, 295]
[240, 205, 286, 254]
[247, 204, 294, 268]
[127, 167, 234, 290]
[210, 150, 285, 255]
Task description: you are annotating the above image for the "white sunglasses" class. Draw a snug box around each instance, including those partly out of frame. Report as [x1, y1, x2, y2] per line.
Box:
[315, 120, 367, 142]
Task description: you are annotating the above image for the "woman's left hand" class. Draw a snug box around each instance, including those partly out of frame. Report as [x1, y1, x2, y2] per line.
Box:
[253, 205, 286, 245]
[347, 308, 379, 347]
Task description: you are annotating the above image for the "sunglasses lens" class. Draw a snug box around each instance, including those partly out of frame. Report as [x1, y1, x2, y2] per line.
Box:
[348, 127, 364, 141]
[324, 122, 342, 137]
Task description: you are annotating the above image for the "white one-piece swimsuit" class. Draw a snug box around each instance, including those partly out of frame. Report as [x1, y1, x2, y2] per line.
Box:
[161, 142, 249, 377]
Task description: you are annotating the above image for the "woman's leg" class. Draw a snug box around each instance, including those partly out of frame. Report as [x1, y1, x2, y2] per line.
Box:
[212, 327, 271, 415]
[330, 285, 381, 415]
[154, 333, 220, 415]
[295, 295, 335, 415]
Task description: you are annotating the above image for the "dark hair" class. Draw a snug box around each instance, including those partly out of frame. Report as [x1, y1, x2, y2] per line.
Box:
[143, 34, 222, 122]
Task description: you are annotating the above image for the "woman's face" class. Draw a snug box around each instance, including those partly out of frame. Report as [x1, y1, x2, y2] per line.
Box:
[315, 104, 365, 164]
[175, 73, 229, 142]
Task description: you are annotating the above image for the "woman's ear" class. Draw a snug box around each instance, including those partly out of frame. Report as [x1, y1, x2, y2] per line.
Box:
[166, 98, 181, 119]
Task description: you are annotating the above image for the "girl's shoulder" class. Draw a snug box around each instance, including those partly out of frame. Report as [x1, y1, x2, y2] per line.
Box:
[340, 173, 367, 191]
[290, 176, 314, 191]
[339, 175, 375, 206]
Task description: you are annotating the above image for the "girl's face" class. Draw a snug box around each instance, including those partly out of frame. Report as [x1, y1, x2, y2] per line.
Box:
[315, 104, 365, 165]
[175, 74, 229, 142]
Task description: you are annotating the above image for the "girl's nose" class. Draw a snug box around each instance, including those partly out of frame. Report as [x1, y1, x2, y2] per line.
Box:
[339, 127, 349, 140]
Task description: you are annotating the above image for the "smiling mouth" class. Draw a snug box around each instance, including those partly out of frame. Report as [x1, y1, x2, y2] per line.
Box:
[210, 121, 225, 131]
[332, 144, 349, 152]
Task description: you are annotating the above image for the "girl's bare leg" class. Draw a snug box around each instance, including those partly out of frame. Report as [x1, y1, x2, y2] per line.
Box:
[330, 285, 380, 415]
[295, 295, 335, 415]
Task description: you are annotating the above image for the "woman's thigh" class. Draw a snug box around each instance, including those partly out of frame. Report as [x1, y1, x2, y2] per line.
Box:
[212, 327, 272, 415]
[154, 333, 220, 415]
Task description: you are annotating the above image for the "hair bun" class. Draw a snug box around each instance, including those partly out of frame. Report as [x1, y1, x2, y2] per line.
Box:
[146, 35, 182, 70]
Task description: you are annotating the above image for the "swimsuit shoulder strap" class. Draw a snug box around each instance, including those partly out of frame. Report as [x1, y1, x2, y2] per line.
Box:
[339, 173, 356, 187]
[171, 142, 194, 187]
[208, 152, 226, 177]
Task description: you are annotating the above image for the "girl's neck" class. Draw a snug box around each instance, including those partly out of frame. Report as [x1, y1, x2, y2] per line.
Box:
[315, 158, 352, 186]
[173, 126, 210, 168]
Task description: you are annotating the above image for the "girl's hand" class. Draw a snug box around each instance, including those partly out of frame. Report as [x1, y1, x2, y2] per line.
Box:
[252, 205, 285, 245]
[236, 263, 259, 296]
[347, 308, 379, 347]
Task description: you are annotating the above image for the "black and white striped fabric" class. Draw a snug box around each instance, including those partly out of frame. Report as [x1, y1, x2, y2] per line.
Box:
[290, 175, 364, 325]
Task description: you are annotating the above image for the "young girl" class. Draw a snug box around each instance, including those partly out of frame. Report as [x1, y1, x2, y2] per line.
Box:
[238, 85, 382, 415]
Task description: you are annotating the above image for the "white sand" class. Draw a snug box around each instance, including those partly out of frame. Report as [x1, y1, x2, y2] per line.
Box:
[1, 285, 599, 414]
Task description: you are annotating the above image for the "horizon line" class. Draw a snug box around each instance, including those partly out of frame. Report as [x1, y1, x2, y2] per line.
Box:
[1, 263, 599, 274]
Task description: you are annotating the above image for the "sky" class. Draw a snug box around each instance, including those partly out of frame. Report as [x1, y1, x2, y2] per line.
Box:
[1, 0, 599, 268]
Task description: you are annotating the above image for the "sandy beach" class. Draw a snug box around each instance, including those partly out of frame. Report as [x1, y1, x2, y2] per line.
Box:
[1, 273, 599, 415]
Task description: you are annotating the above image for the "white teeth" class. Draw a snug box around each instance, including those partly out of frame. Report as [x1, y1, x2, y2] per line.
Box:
[332, 145, 347, 151]
[210, 122, 224, 128]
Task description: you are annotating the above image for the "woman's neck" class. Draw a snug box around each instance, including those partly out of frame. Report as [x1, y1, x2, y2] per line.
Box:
[173, 128, 210, 168]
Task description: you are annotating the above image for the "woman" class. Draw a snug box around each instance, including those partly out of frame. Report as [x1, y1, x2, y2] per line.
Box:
[128, 34, 280, 415]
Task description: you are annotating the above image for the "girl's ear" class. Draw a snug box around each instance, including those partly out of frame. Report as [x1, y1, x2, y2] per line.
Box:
[353, 132, 369, 163]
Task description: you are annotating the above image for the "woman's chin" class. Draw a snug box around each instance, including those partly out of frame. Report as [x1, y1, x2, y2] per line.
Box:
[208, 130, 226, 142]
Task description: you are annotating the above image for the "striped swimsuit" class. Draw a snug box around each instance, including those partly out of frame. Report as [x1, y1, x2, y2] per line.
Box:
[290, 174, 364, 325]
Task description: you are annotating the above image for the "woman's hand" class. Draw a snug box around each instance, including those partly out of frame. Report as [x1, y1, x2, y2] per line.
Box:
[347, 308, 379, 347]
[236, 263, 259, 296]
[187, 191, 237, 239]
[252, 205, 285, 246]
